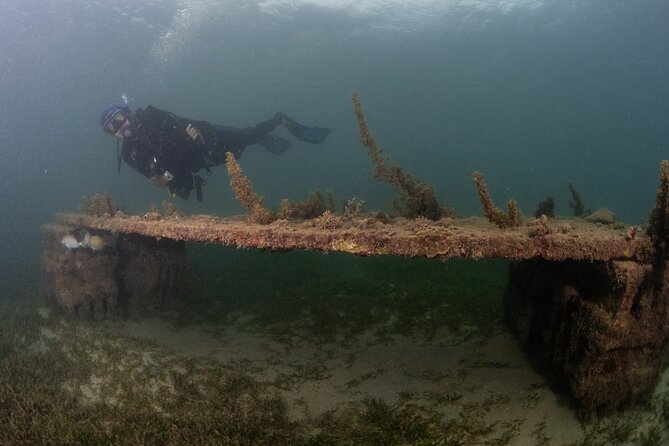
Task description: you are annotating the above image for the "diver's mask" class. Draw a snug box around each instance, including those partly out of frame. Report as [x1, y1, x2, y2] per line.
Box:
[103, 110, 132, 138]
[101, 94, 134, 138]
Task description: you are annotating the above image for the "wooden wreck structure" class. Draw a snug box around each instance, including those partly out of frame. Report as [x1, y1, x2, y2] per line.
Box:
[42, 209, 668, 419]
[39, 94, 669, 419]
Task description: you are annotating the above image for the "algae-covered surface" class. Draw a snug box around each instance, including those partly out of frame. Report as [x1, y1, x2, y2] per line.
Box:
[57, 212, 648, 262]
[3, 247, 669, 444]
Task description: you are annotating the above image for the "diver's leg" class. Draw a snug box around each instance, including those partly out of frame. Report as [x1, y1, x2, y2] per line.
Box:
[280, 114, 332, 144]
[238, 114, 292, 155]
[210, 112, 331, 160]
[240, 112, 332, 145]
[244, 113, 284, 144]
[210, 122, 290, 159]
[206, 126, 249, 162]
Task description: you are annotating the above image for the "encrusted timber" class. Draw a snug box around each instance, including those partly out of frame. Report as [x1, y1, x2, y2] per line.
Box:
[116, 233, 187, 317]
[41, 224, 119, 319]
[40, 224, 187, 319]
[505, 258, 669, 418]
[55, 212, 650, 262]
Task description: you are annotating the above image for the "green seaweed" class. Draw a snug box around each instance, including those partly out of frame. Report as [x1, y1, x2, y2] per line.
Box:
[568, 182, 586, 217]
[277, 191, 337, 220]
[472, 171, 522, 228]
[352, 91, 450, 220]
[4, 258, 669, 444]
[649, 160, 669, 263]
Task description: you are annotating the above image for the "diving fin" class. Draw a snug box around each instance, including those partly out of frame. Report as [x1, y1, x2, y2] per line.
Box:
[282, 117, 332, 144]
[258, 134, 292, 155]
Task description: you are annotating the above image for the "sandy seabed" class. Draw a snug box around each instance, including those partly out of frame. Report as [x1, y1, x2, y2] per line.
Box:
[84, 309, 667, 445]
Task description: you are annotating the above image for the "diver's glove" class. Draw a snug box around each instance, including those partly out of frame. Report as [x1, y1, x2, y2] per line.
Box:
[167, 173, 195, 200]
[149, 170, 174, 187]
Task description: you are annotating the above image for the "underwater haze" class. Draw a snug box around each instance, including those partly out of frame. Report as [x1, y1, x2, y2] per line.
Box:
[1, 0, 669, 291]
[4, 1, 669, 444]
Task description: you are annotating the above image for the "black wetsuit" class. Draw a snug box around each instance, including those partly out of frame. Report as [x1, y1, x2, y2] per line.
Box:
[121, 106, 297, 200]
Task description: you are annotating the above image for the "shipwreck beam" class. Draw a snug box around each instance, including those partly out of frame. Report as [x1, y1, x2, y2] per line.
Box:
[55, 213, 650, 262]
[45, 212, 668, 419]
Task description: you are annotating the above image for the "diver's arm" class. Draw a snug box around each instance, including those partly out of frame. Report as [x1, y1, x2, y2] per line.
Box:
[148, 171, 174, 187]
[167, 173, 194, 199]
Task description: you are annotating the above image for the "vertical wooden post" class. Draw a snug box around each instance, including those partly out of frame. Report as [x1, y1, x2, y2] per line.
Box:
[504, 259, 669, 418]
[41, 224, 119, 319]
[41, 225, 187, 319]
[115, 234, 187, 317]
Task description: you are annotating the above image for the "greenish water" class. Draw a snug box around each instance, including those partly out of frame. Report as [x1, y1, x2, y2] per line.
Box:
[3, 249, 669, 444]
[2, 0, 668, 289]
[2, 0, 669, 442]
[180, 246, 510, 340]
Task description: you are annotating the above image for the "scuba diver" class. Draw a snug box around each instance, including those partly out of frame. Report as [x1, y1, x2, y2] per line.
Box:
[100, 96, 332, 201]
